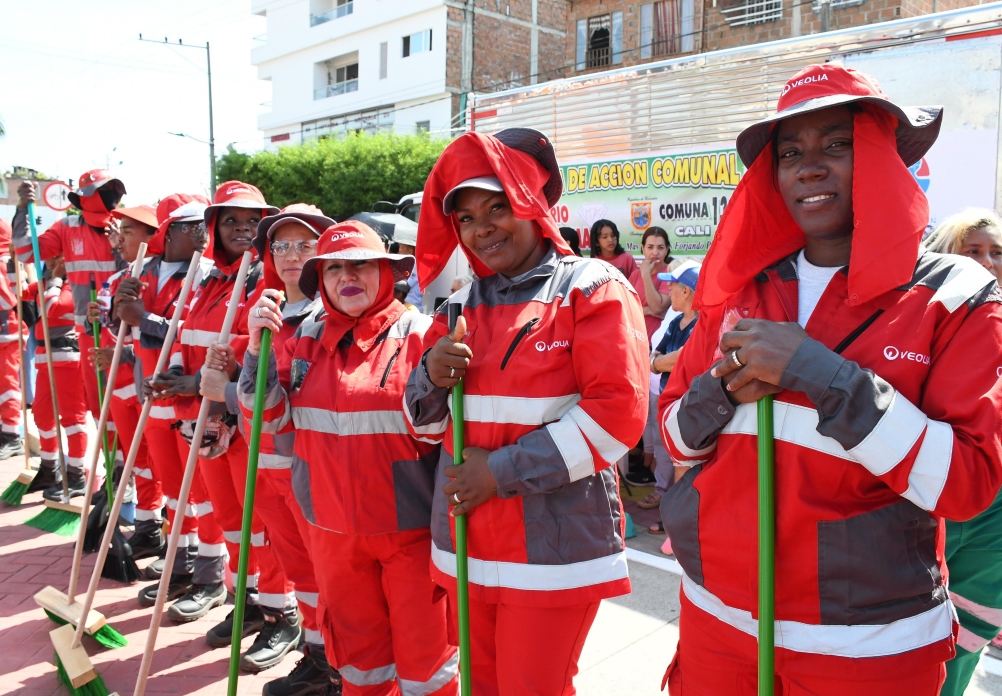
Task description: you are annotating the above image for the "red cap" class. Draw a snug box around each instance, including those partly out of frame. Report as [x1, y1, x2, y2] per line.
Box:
[298, 221, 414, 298]
[111, 205, 158, 230]
[149, 193, 211, 256]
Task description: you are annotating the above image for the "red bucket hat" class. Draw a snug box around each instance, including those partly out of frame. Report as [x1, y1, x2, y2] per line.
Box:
[111, 205, 158, 230]
[299, 220, 414, 298]
[696, 64, 934, 310]
[203, 180, 279, 232]
[736, 63, 943, 168]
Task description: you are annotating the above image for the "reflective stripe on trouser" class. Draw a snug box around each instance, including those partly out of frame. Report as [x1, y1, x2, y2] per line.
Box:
[448, 591, 598, 696]
[0, 341, 21, 431]
[79, 352, 100, 416]
[144, 422, 201, 575]
[309, 526, 458, 696]
[256, 470, 319, 628]
[193, 436, 277, 596]
[942, 492, 1002, 696]
[666, 591, 948, 696]
[34, 364, 88, 473]
[110, 396, 161, 523]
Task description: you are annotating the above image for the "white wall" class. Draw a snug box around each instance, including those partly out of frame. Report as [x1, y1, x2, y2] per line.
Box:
[253, 0, 452, 142]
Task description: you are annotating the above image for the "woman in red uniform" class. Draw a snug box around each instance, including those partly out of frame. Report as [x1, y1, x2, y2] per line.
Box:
[241, 220, 457, 696]
[203, 203, 336, 692]
[149, 183, 288, 648]
[658, 64, 1002, 695]
[405, 128, 649, 696]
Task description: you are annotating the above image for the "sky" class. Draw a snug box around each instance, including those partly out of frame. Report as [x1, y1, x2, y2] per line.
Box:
[0, 0, 270, 204]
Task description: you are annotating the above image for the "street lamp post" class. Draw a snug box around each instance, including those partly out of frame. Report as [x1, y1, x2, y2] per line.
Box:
[139, 34, 217, 197]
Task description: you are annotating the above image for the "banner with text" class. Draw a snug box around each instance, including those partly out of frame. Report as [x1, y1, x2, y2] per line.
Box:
[550, 145, 745, 256]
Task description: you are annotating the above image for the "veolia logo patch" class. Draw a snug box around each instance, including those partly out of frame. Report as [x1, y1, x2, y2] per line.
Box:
[535, 340, 569, 352]
[884, 346, 931, 365]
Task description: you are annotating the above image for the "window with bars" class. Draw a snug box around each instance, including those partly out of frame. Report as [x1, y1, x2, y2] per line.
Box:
[641, 0, 695, 58]
[719, 0, 784, 26]
[575, 12, 623, 71]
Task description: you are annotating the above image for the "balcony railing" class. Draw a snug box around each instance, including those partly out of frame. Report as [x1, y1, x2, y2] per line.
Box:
[586, 47, 611, 68]
[314, 79, 358, 100]
[310, 1, 353, 27]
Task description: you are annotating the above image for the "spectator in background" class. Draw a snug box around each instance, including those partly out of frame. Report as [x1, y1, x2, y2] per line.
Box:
[590, 219, 642, 289]
[451, 274, 474, 293]
[394, 279, 419, 312]
[924, 208, 1002, 282]
[393, 225, 424, 309]
[923, 208, 1002, 696]
[637, 227, 674, 340]
[559, 226, 582, 256]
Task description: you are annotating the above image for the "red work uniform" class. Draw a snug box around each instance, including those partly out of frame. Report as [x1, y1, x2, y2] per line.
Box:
[23, 279, 88, 472]
[243, 222, 458, 696]
[169, 253, 284, 596]
[405, 248, 649, 696]
[0, 219, 24, 438]
[232, 296, 323, 638]
[12, 210, 125, 418]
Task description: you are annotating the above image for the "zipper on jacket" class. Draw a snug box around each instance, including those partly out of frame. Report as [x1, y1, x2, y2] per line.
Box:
[500, 318, 540, 371]
[380, 347, 401, 388]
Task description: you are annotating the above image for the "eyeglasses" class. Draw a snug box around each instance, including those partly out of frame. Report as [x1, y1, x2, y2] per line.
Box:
[271, 240, 318, 257]
[171, 221, 208, 240]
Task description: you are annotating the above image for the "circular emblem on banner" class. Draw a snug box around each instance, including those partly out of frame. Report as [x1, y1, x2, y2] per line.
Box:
[42, 182, 72, 211]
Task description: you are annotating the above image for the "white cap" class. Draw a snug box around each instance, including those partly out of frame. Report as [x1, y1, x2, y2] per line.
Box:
[442, 177, 504, 215]
[170, 201, 208, 223]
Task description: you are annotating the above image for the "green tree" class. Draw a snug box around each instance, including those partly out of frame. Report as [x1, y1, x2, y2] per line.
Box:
[216, 132, 449, 218]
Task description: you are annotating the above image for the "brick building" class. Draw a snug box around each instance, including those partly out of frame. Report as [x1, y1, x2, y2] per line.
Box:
[564, 0, 981, 76]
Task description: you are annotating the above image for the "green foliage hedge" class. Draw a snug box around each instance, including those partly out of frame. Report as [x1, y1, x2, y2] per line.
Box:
[216, 132, 450, 219]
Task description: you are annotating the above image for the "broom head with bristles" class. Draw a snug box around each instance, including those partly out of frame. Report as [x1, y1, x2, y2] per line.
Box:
[1, 473, 32, 506]
[51, 624, 109, 695]
[101, 527, 141, 584]
[26, 506, 80, 536]
[83, 489, 109, 553]
[43, 610, 127, 650]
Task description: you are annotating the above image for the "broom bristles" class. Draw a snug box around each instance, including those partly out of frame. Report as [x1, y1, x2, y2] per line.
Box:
[25, 507, 80, 536]
[43, 610, 128, 650]
[54, 652, 110, 696]
[101, 528, 141, 584]
[1, 479, 30, 506]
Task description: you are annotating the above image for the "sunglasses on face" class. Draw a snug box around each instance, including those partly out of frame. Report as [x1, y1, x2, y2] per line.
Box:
[271, 240, 318, 257]
[171, 221, 208, 240]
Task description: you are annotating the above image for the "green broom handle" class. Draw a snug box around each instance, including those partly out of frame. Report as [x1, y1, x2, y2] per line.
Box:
[758, 394, 775, 696]
[26, 201, 68, 500]
[448, 303, 472, 696]
[227, 327, 272, 696]
[89, 278, 113, 498]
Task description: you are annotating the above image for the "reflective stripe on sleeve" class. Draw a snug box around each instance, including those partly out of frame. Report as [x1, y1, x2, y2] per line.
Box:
[901, 420, 954, 511]
[847, 391, 927, 477]
[950, 591, 1002, 628]
[664, 399, 716, 460]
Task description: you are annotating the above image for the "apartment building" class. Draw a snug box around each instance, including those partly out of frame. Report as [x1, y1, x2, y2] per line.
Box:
[565, 0, 980, 74]
[251, 0, 567, 148]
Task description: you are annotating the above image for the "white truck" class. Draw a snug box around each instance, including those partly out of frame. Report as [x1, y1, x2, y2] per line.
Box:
[467, 3, 1002, 256]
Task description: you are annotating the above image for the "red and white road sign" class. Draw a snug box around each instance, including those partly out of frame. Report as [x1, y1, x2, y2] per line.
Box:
[42, 181, 72, 211]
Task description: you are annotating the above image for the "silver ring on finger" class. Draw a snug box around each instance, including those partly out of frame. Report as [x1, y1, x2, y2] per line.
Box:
[451, 493, 462, 505]
[449, 366, 455, 378]
[731, 349, 744, 368]
[255, 306, 262, 318]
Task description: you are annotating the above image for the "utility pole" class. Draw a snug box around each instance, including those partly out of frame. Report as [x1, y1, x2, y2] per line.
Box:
[139, 34, 217, 197]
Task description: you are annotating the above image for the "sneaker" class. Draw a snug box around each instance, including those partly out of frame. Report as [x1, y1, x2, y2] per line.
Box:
[625, 467, 656, 486]
[144, 558, 165, 580]
[27, 461, 60, 493]
[138, 574, 193, 607]
[43, 469, 86, 501]
[0, 433, 25, 460]
[166, 582, 226, 622]
[264, 646, 340, 696]
[240, 612, 303, 673]
[205, 603, 265, 648]
[128, 528, 166, 560]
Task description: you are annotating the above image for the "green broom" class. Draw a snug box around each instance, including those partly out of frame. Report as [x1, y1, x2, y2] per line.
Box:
[1, 259, 34, 506]
[54, 648, 110, 696]
[24, 200, 78, 536]
[448, 303, 472, 696]
[758, 395, 775, 696]
[227, 326, 272, 696]
[43, 610, 127, 650]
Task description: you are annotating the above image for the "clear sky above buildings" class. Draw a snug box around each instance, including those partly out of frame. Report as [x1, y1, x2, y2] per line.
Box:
[0, 0, 269, 204]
